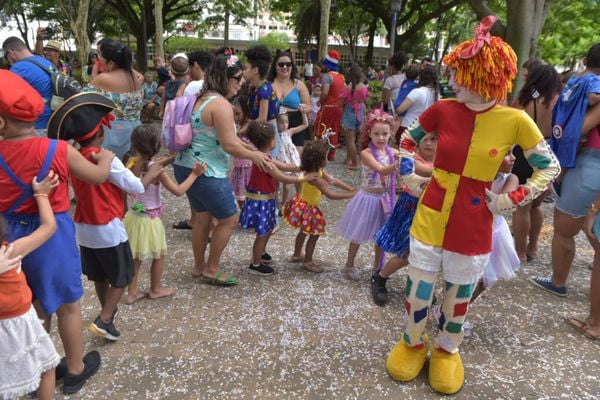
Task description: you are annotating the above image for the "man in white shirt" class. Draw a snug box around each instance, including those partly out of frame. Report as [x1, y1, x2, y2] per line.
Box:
[303, 59, 313, 81]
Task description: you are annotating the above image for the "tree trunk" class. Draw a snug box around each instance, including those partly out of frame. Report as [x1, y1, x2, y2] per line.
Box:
[154, 0, 165, 60]
[505, 0, 551, 98]
[135, 31, 148, 72]
[365, 15, 377, 66]
[14, 11, 30, 50]
[224, 10, 230, 47]
[318, 0, 331, 60]
[139, 0, 149, 71]
[59, 0, 92, 69]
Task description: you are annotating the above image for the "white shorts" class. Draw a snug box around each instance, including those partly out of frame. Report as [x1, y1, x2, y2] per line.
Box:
[408, 236, 489, 285]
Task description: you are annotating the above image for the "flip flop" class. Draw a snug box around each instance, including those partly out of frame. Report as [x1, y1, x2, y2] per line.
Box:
[201, 270, 239, 286]
[564, 314, 600, 340]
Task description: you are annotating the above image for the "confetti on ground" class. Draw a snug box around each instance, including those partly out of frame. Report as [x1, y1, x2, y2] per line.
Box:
[51, 149, 599, 399]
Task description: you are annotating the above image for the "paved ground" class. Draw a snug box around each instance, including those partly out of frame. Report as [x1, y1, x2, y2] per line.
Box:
[46, 151, 598, 399]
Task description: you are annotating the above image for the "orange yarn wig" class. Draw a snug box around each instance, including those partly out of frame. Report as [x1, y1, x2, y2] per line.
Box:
[443, 15, 517, 101]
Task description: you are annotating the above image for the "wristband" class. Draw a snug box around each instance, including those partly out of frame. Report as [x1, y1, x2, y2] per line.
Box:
[33, 193, 48, 198]
[298, 172, 305, 181]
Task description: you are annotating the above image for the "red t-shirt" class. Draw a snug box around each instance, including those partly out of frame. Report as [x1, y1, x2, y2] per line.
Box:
[0, 138, 70, 214]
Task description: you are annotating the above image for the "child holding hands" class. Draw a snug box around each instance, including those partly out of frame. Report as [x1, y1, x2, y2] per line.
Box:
[337, 109, 398, 280]
[239, 121, 318, 275]
[125, 124, 207, 302]
[50, 94, 164, 341]
[283, 141, 357, 273]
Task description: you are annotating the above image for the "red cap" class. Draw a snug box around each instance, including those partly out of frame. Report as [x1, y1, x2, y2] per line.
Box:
[0, 70, 44, 122]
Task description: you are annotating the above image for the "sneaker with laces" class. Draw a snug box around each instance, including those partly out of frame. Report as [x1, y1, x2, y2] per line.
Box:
[371, 273, 388, 306]
[528, 276, 567, 297]
[248, 263, 274, 276]
[55, 357, 67, 381]
[88, 316, 121, 341]
[261, 252, 273, 264]
[62, 350, 101, 394]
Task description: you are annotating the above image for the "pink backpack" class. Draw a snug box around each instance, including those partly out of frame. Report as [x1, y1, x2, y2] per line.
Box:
[162, 95, 198, 151]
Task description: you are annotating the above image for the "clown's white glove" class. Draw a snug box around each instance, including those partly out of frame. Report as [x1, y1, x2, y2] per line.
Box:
[401, 174, 430, 198]
[398, 156, 429, 197]
[485, 189, 517, 215]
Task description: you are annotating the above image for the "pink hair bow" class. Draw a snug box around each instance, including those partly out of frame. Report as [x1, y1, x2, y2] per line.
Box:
[459, 15, 498, 59]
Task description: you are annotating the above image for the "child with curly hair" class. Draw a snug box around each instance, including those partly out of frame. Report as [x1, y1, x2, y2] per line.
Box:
[283, 141, 356, 273]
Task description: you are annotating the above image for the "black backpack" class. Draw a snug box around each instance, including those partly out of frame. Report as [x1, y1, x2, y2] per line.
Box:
[20, 58, 82, 110]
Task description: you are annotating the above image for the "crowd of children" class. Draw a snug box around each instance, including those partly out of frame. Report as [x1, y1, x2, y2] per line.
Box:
[1, 26, 599, 398]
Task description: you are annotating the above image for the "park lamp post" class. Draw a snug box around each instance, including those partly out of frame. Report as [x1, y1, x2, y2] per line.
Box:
[389, 0, 404, 56]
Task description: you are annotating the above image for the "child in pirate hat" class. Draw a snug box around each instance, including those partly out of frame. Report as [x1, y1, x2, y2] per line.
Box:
[48, 92, 164, 342]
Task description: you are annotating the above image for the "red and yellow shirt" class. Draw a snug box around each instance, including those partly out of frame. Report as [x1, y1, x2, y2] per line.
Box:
[405, 100, 554, 256]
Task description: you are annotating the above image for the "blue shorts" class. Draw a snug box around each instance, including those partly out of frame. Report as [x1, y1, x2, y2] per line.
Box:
[556, 148, 600, 217]
[5, 212, 84, 315]
[102, 119, 141, 160]
[174, 165, 238, 219]
[341, 104, 365, 131]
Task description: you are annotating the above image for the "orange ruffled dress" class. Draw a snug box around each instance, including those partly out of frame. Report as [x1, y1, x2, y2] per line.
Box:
[283, 171, 326, 235]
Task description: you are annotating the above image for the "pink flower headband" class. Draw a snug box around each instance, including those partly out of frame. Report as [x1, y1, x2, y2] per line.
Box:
[365, 109, 394, 125]
[227, 55, 239, 68]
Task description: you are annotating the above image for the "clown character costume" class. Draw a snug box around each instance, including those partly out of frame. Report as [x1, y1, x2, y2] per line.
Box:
[48, 93, 163, 341]
[385, 16, 560, 395]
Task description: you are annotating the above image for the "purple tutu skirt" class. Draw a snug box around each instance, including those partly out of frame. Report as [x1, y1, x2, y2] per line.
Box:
[375, 192, 418, 256]
[231, 165, 252, 201]
[482, 216, 521, 288]
[336, 190, 388, 244]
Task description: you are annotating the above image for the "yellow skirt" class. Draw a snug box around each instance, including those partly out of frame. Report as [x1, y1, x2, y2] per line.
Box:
[123, 210, 167, 261]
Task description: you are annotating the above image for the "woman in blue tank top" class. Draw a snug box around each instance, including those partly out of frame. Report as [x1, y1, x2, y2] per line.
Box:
[269, 51, 311, 151]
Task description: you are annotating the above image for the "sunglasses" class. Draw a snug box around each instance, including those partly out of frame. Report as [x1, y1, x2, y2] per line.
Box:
[230, 74, 243, 82]
[277, 62, 292, 68]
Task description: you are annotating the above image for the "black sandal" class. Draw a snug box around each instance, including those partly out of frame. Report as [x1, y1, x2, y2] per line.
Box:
[172, 219, 193, 230]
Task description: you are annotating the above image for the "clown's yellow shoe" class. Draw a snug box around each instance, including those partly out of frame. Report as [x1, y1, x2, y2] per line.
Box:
[386, 336, 429, 382]
[429, 348, 464, 395]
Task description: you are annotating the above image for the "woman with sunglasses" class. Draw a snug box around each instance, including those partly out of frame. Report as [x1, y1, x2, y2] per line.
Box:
[269, 51, 311, 154]
[173, 50, 271, 286]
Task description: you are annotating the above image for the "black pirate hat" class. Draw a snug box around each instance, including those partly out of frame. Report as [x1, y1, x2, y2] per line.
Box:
[47, 93, 117, 141]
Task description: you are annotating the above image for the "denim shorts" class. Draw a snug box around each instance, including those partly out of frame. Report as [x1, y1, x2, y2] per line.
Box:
[341, 104, 365, 131]
[556, 148, 600, 217]
[102, 119, 141, 160]
[174, 165, 238, 219]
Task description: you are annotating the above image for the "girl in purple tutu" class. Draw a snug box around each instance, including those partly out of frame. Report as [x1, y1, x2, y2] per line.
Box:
[336, 109, 399, 280]
[371, 133, 437, 304]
